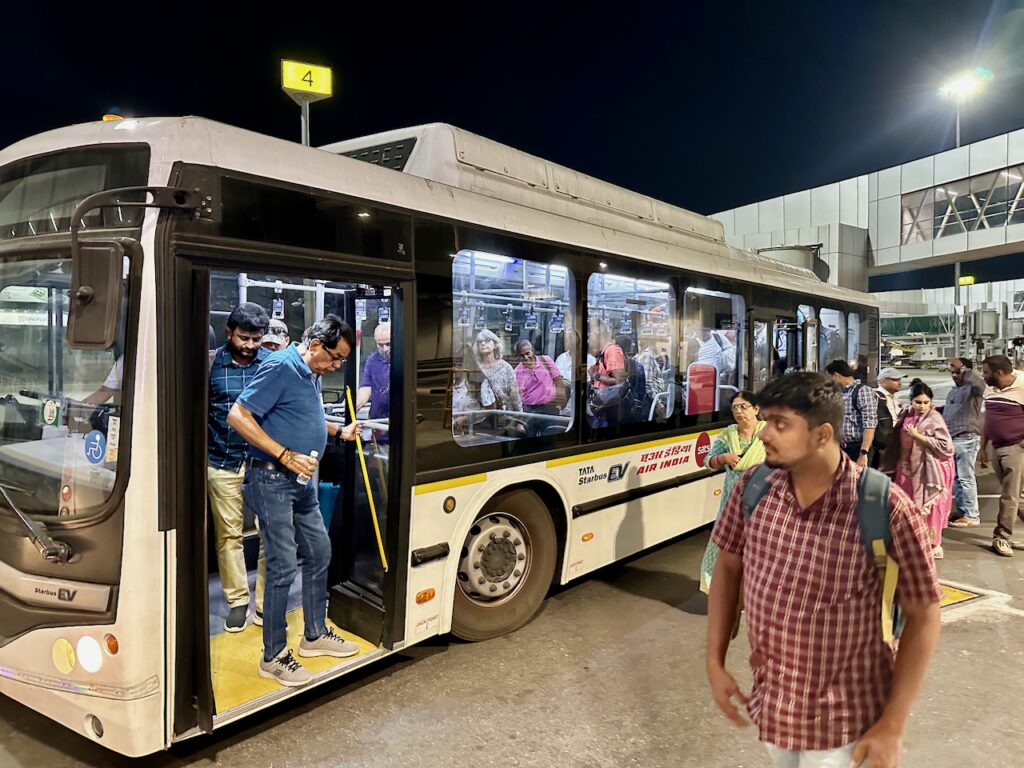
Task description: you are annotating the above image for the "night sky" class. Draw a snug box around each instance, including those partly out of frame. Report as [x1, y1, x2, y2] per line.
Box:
[5, 2, 1024, 216]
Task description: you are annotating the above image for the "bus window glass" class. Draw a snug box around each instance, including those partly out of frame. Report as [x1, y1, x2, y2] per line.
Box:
[848, 311, 863, 377]
[451, 250, 575, 445]
[586, 272, 675, 427]
[752, 320, 769, 392]
[681, 288, 745, 415]
[819, 308, 847, 371]
[0, 256, 131, 518]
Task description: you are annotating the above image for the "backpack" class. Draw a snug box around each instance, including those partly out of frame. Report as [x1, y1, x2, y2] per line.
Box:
[738, 463, 904, 644]
[873, 392, 895, 450]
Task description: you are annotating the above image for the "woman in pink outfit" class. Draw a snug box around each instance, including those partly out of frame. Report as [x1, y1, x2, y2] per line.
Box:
[881, 378, 955, 558]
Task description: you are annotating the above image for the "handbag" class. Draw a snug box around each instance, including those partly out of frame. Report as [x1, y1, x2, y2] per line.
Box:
[588, 351, 630, 412]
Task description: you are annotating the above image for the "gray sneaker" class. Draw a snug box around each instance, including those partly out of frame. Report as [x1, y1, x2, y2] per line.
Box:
[298, 626, 360, 659]
[993, 538, 1014, 557]
[258, 649, 312, 687]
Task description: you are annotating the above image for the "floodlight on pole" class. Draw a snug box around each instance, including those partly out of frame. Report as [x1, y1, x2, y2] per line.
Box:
[939, 67, 993, 148]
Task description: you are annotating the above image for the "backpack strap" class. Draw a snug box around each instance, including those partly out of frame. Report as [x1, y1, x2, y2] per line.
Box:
[856, 467, 903, 643]
[740, 464, 775, 519]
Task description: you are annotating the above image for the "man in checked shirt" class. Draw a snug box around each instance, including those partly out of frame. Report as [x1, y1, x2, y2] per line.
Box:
[706, 372, 941, 768]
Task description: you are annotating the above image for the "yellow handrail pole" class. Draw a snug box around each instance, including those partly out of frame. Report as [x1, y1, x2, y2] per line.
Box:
[346, 387, 388, 572]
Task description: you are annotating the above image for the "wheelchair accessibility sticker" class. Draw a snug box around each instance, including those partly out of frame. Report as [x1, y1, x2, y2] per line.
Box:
[84, 430, 107, 465]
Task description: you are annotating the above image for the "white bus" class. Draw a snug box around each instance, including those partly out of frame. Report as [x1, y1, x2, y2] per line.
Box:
[0, 118, 878, 756]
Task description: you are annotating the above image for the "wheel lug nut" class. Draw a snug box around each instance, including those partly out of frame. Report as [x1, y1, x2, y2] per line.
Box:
[514, 570, 521, 577]
[489, 533, 497, 541]
[502, 530, 511, 538]
[513, 539, 521, 546]
[473, 561, 481, 569]
[478, 545, 486, 552]
[489, 584, 497, 592]
[517, 553, 525, 561]
[503, 581, 510, 589]
[478, 578, 486, 585]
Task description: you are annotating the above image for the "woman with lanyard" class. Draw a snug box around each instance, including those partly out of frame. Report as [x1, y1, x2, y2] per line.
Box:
[699, 390, 766, 594]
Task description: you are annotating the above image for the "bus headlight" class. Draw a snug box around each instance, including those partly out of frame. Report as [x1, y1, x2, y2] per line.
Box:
[52, 639, 75, 674]
[76, 636, 103, 673]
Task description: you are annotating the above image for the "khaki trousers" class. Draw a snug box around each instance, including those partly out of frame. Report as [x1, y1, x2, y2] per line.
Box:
[207, 465, 266, 610]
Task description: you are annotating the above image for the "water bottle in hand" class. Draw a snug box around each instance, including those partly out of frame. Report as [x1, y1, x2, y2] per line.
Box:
[296, 450, 319, 486]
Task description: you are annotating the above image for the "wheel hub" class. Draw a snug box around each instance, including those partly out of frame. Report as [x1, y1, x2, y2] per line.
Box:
[458, 514, 530, 603]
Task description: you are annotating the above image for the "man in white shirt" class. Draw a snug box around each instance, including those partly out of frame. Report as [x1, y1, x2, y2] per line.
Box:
[876, 367, 904, 421]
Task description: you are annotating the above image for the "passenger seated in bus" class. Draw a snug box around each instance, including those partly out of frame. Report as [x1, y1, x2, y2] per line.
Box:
[719, 330, 738, 385]
[554, 327, 593, 417]
[261, 318, 290, 352]
[473, 328, 525, 437]
[635, 335, 668, 419]
[513, 339, 565, 437]
[696, 328, 722, 371]
[82, 355, 124, 405]
[452, 368, 482, 436]
[588, 327, 627, 427]
[355, 322, 391, 448]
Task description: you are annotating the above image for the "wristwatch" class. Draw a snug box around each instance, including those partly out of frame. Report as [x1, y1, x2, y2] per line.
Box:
[859, 448, 869, 456]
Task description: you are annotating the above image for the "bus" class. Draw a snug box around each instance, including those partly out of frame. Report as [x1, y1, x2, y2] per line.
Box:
[0, 118, 878, 756]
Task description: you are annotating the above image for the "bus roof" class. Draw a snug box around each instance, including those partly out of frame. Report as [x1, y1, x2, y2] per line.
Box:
[0, 117, 875, 308]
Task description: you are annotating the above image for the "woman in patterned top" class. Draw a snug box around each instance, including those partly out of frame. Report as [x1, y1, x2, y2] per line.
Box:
[699, 390, 765, 593]
[473, 329, 525, 437]
[880, 379, 955, 558]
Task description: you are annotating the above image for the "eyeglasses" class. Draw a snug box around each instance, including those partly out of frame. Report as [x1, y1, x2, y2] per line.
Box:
[319, 342, 347, 363]
[731, 403, 753, 412]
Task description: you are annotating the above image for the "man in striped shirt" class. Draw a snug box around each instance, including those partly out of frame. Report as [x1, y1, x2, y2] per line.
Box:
[706, 372, 941, 768]
[979, 355, 1024, 557]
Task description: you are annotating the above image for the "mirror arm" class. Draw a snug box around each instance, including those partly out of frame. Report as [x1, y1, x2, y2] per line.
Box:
[69, 186, 212, 263]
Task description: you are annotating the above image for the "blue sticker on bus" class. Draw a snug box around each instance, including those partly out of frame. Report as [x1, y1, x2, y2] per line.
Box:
[84, 430, 107, 464]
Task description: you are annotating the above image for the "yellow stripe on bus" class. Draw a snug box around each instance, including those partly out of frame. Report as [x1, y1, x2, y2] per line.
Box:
[545, 429, 723, 468]
[414, 473, 488, 495]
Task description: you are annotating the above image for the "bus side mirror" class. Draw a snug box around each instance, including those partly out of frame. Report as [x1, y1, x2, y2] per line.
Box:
[68, 241, 124, 350]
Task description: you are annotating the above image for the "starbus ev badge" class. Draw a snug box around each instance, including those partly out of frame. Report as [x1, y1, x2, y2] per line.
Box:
[281, 59, 333, 147]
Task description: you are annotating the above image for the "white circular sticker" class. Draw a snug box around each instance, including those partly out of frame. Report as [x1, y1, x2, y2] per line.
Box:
[43, 400, 59, 426]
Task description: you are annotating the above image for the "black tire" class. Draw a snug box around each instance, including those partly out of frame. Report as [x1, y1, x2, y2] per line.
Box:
[451, 488, 558, 641]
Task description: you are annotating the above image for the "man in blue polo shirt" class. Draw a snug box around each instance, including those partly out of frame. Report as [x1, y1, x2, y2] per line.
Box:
[208, 303, 270, 633]
[228, 315, 362, 686]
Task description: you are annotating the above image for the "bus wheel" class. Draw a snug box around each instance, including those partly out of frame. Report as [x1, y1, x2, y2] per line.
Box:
[452, 488, 557, 641]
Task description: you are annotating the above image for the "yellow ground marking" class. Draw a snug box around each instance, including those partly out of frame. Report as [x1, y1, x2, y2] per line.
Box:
[940, 583, 982, 609]
[546, 428, 724, 468]
[210, 609, 376, 713]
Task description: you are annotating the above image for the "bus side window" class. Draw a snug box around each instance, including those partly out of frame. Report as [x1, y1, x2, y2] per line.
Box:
[681, 288, 744, 415]
[585, 271, 675, 428]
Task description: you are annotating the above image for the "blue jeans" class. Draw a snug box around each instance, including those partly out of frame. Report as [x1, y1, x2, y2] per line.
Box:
[242, 467, 331, 661]
[952, 434, 981, 520]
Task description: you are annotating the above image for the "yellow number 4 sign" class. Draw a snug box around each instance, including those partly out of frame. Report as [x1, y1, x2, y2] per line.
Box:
[282, 60, 333, 103]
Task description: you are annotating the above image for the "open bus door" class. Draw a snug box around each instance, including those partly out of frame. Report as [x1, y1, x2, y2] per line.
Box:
[168, 252, 412, 733]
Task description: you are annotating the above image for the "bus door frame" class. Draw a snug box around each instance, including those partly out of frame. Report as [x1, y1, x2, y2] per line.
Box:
[161, 234, 415, 735]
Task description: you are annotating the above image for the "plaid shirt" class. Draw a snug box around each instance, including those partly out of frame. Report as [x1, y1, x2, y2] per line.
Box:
[712, 454, 941, 750]
[841, 381, 878, 445]
[208, 345, 268, 471]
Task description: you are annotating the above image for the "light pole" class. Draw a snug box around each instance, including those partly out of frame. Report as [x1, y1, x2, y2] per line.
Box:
[939, 68, 993, 148]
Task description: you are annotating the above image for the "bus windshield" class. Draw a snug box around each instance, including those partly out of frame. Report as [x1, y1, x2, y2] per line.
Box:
[0, 146, 149, 241]
[0, 254, 129, 518]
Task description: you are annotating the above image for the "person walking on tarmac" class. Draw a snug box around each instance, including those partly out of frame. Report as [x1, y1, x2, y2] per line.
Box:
[978, 355, 1024, 557]
[706, 372, 941, 768]
[872, 367, 905, 469]
[228, 315, 363, 686]
[944, 358, 986, 527]
[826, 358, 877, 466]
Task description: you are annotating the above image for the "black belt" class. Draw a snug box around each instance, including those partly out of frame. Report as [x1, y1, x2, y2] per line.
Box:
[247, 457, 289, 473]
